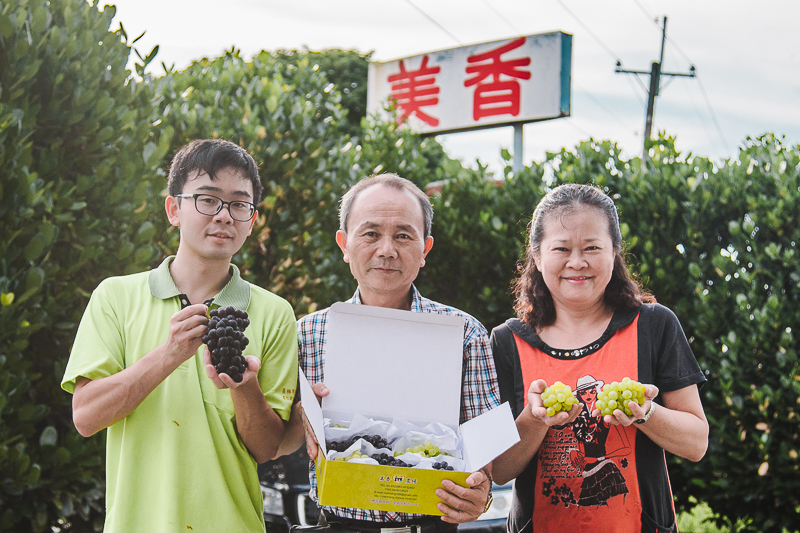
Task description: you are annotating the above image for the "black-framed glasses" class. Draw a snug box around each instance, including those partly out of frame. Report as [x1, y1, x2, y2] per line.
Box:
[174, 193, 256, 222]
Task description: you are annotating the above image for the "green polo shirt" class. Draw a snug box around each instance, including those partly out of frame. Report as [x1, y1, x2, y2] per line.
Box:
[62, 257, 298, 533]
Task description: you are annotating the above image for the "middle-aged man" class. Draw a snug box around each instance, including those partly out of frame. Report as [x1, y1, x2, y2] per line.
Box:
[61, 139, 298, 533]
[279, 173, 501, 532]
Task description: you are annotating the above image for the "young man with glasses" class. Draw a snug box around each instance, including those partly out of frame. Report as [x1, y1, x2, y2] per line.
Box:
[61, 139, 298, 533]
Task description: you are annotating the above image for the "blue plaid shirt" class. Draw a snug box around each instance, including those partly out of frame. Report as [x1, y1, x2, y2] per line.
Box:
[297, 285, 500, 523]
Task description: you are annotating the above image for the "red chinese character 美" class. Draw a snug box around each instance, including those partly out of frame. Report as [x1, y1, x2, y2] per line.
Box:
[464, 37, 531, 120]
[387, 55, 441, 127]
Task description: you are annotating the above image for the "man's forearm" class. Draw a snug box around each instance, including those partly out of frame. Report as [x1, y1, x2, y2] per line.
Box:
[274, 402, 306, 458]
[72, 344, 183, 437]
[231, 381, 286, 463]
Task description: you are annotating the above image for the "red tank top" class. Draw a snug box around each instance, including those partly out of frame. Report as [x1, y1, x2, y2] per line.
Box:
[513, 316, 648, 533]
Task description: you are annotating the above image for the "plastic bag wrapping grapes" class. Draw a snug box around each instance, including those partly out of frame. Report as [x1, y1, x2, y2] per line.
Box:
[390, 418, 461, 458]
[332, 440, 361, 457]
[326, 440, 373, 462]
[397, 454, 465, 471]
[360, 440, 393, 457]
[326, 420, 351, 430]
[346, 456, 379, 465]
[323, 414, 393, 453]
[320, 414, 464, 470]
[325, 437, 392, 462]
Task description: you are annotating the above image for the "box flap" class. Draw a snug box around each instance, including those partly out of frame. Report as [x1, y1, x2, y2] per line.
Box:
[299, 370, 327, 455]
[323, 302, 465, 428]
[461, 402, 520, 472]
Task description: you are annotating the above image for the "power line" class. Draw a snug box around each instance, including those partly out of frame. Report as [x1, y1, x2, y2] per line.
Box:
[632, 3, 696, 71]
[625, 70, 649, 104]
[628, 4, 729, 155]
[664, 34, 695, 67]
[479, 0, 523, 36]
[680, 79, 718, 152]
[402, 0, 463, 45]
[575, 83, 635, 131]
[477, 0, 634, 131]
[564, 117, 593, 139]
[615, 17, 697, 155]
[552, 0, 621, 62]
[695, 72, 731, 153]
[549, 0, 647, 141]
[631, 0, 656, 22]
[656, 18, 696, 68]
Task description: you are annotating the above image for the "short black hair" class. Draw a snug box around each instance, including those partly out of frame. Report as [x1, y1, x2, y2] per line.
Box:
[167, 139, 263, 205]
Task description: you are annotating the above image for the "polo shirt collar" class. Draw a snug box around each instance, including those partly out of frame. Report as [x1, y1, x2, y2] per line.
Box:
[349, 284, 422, 312]
[148, 256, 250, 309]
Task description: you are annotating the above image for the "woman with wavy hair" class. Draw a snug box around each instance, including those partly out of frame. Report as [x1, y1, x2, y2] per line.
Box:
[490, 183, 708, 533]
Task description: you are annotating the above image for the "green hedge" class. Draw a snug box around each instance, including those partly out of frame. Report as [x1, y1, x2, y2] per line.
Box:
[678, 134, 800, 531]
[0, 0, 167, 530]
[1, 1, 797, 530]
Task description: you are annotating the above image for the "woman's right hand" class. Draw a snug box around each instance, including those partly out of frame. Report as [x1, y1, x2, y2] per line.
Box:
[494, 378, 575, 485]
[527, 379, 582, 426]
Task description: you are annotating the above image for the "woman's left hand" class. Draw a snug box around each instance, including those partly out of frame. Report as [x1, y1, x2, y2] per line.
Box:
[594, 383, 709, 462]
[592, 384, 659, 426]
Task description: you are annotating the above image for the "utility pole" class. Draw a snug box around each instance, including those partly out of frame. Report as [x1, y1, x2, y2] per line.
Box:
[615, 16, 696, 157]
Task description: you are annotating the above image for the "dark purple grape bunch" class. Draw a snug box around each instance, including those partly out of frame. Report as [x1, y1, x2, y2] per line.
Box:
[202, 306, 250, 383]
[370, 453, 410, 468]
[432, 461, 454, 471]
[326, 434, 388, 453]
[326, 440, 347, 453]
[364, 434, 389, 450]
[327, 435, 361, 453]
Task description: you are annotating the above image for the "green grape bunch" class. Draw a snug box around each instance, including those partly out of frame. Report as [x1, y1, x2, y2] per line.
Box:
[396, 441, 446, 458]
[595, 377, 646, 416]
[542, 381, 579, 417]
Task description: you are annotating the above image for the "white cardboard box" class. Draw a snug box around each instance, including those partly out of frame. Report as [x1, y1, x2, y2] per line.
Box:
[300, 302, 520, 515]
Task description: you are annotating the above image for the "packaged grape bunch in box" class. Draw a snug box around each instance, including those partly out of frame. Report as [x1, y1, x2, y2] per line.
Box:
[299, 303, 520, 515]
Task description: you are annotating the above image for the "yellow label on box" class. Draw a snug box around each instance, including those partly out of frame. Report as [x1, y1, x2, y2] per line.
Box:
[316, 455, 470, 515]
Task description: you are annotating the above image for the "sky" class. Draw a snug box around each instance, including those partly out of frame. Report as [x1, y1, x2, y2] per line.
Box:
[105, 0, 800, 174]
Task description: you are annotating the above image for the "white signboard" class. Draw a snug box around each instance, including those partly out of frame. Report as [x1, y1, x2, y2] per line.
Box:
[367, 32, 572, 135]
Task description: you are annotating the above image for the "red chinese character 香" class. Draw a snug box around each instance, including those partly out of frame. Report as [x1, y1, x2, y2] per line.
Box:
[387, 55, 441, 127]
[464, 37, 531, 120]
